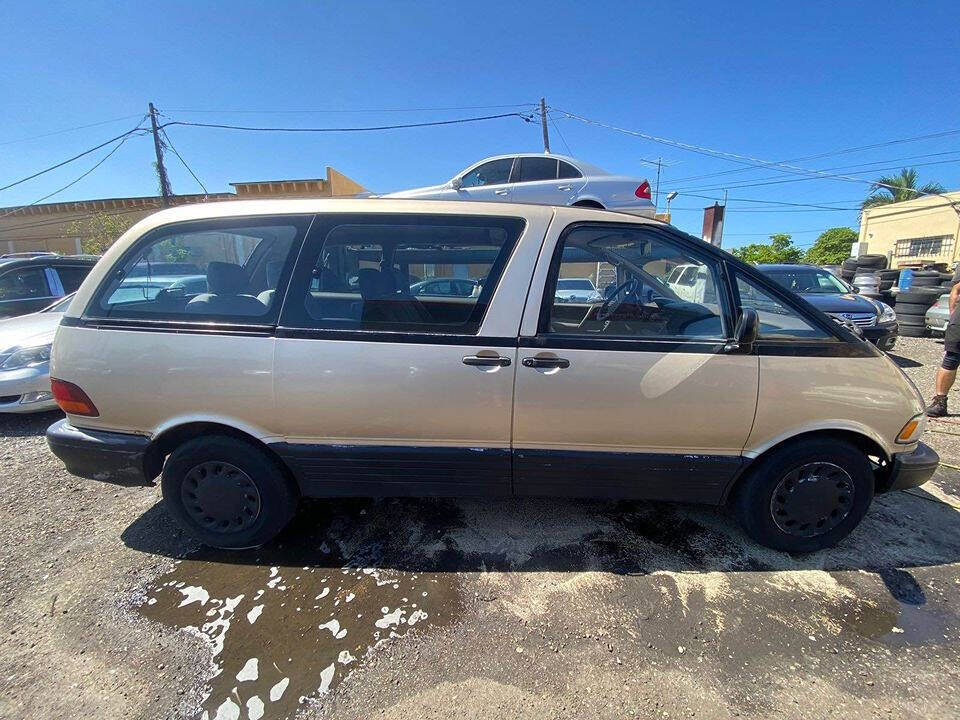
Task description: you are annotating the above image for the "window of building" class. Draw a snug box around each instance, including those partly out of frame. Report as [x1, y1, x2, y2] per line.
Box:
[291, 216, 525, 333]
[894, 235, 954, 258]
[90, 217, 308, 322]
[735, 273, 832, 339]
[541, 226, 726, 339]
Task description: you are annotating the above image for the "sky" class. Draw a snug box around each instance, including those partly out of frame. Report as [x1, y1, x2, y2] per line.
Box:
[1, 1, 958, 250]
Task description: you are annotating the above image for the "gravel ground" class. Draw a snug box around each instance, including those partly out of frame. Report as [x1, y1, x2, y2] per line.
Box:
[1, 337, 959, 720]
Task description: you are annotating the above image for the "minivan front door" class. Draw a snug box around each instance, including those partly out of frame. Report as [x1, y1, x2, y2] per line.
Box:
[273, 212, 529, 497]
[512, 222, 759, 503]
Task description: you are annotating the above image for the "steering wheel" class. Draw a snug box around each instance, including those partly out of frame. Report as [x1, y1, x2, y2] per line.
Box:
[596, 278, 639, 321]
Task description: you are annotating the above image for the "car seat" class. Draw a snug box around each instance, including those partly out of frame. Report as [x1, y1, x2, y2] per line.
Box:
[186, 262, 266, 316]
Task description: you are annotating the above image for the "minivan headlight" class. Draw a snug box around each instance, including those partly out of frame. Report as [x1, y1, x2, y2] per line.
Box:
[878, 301, 896, 323]
[0, 344, 52, 371]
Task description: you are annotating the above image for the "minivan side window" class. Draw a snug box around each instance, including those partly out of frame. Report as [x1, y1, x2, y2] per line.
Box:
[541, 226, 726, 339]
[88, 217, 310, 323]
[284, 215, 525, 334]
[735, 273, 832, 339]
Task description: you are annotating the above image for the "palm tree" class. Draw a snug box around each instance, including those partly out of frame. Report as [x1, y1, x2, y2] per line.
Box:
[862, 167, 946, 209]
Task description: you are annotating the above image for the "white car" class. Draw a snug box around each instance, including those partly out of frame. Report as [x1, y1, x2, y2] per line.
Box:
[555, 278, 602, 303]
[0, 293, 74, 413]
[385, 153, 656, 215]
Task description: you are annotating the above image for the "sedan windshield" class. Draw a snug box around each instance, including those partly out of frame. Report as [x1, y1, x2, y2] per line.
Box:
[766, 268, 848, 294]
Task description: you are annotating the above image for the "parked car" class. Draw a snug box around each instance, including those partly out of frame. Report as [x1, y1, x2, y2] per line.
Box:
[46, 199, 936, 554]
[757, 264, 898, 351]
[0, 293, 74, 413]
[0, 254, 98, 319]
[410, 277, 478, 297]
[926, 293, 951, 335]
[554, 278, 601, 303]
[384, 154, 656, 216]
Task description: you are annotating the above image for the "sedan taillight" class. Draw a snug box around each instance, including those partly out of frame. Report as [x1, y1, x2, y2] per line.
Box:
[635, 181, 652, 200]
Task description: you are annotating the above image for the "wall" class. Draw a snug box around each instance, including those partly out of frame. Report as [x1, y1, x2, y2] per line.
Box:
[859, 191, 960, 267]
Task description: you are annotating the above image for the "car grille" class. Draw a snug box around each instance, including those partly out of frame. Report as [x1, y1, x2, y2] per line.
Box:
[827, 312, 877, 328]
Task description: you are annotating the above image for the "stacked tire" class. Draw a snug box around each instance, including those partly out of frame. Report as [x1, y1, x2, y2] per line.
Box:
[877, 269, 900, 293]
[841, 254, 888, 281]
[895, 285, 941, 337]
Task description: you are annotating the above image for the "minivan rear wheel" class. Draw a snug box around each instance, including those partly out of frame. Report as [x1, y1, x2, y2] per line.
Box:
[733, 439, 874, 553]
[161, 436, 299, 549]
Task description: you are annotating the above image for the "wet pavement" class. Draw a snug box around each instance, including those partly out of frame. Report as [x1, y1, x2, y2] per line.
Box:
[128, 477, 960, 720]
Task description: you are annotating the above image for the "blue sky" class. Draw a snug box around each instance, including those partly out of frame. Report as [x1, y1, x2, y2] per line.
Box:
[1, 1, 958, 249]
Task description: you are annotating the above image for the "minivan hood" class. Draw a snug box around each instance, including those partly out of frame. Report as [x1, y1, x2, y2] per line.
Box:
[799, 292, 879, 314]
[0, 312, 62, 352]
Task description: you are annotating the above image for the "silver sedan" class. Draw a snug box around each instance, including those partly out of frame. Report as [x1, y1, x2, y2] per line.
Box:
[384, 153, 656, 216]
[0, 293, 73, 413]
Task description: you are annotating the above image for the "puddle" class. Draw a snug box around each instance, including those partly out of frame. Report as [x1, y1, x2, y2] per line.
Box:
[840, 599, 957, 647]
[138, 505, 463, 720]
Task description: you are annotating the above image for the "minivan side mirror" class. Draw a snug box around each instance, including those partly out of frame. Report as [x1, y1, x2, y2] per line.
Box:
[450, 177, 463, 190]
[725, 308, 758, 353]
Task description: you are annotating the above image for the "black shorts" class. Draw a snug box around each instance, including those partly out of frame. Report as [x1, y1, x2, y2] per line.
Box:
[943, 350, 960, 371]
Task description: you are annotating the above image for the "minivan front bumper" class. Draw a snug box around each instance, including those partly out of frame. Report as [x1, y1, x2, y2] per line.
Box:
[878, 441, 939, 492]
[46, 419, 152, 486]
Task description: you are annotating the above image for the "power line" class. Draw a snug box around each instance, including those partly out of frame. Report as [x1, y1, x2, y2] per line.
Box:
[555, 109, 957, 203]
[549, 114, 573, 156]
[159, 128, 208, 195]
[0, 133, 137, 221]
[162, 103, 538, 114]
[158, 111, 535, 134]
[0, 113, 145, 147]
[666, 128, 960, 184]
[0, 122, 148, 193]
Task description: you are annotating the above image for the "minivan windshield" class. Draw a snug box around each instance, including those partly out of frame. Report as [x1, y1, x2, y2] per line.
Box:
[764, 268, 849, 294]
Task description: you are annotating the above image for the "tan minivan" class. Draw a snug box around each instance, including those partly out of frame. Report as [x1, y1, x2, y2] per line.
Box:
[46, 199, 938, 553]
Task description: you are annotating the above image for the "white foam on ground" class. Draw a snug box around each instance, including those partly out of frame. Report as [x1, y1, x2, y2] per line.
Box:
[236, 658, 258, 682]
[246, 604, 264, 624]
[178, 585, 210, 607]
[246, 696, 264, 720]
[269, 677, 289, 702]
[318, 663, 336, 694]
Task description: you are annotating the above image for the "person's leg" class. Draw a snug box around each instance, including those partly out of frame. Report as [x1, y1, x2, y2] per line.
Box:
[927, 350, 960, 416]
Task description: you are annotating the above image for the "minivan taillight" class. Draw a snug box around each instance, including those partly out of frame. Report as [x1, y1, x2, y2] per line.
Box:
[50, 378, 100, 417]
[635, 181, 652, 200]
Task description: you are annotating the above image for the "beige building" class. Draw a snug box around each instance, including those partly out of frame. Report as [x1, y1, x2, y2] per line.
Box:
[0, 167, 366, 255]
[858, 190, 960, 268]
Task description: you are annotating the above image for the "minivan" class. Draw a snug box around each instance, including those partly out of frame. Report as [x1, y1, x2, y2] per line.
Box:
[46, 199, 938, 553]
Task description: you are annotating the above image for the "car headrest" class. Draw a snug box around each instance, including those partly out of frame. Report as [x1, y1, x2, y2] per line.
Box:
[357, 268, 396, 299]
[206, 262, 247, 295]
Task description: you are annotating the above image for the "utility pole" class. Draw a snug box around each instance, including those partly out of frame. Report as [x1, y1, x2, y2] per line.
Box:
[654, 157, 662, 210]
[148, 102, 172, 207]
[539, 98, 550, 153]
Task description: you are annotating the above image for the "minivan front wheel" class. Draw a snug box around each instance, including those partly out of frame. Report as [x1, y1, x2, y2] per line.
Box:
[733, 439, 874, 553]
[161, 436, 299, 549]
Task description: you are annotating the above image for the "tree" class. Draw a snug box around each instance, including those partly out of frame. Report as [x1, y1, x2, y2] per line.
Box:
[64, 212, 137, 255]
[730, 233, 803, 264]
[803, 227, 857, 265]
[862, 167, 946, 210]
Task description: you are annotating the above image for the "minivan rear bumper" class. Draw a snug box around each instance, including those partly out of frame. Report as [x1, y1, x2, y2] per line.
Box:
[46, 419, 152, 486]
[879, 441, 939, 492]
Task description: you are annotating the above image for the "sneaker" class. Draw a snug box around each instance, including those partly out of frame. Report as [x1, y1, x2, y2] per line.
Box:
[926, 394, 948, 417]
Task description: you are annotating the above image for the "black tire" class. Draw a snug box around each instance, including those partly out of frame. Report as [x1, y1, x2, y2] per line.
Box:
[161, 435, 299, 549]
[879, 280, 894, 291]
[733, 439, 874, 553]
[900, 325, 927, 337]
[894, 302, 935, 313]
[896, 289, 942, 303]
[912, 269, 940, 278]
[841, 270, 856, 281]
[878, 269, 900, 280]
[841, 258, 859, 270]
[856, 254, 887, 269]
[911, 277, 940, 287]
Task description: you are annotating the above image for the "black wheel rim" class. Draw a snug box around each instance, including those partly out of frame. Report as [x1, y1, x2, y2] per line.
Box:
[770, 462, 854, 538]
[181, 461, 261, 534]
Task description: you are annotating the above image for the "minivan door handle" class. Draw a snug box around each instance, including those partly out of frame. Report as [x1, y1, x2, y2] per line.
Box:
[463, 355, 511, 367]
[522, 357, 570, 369]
